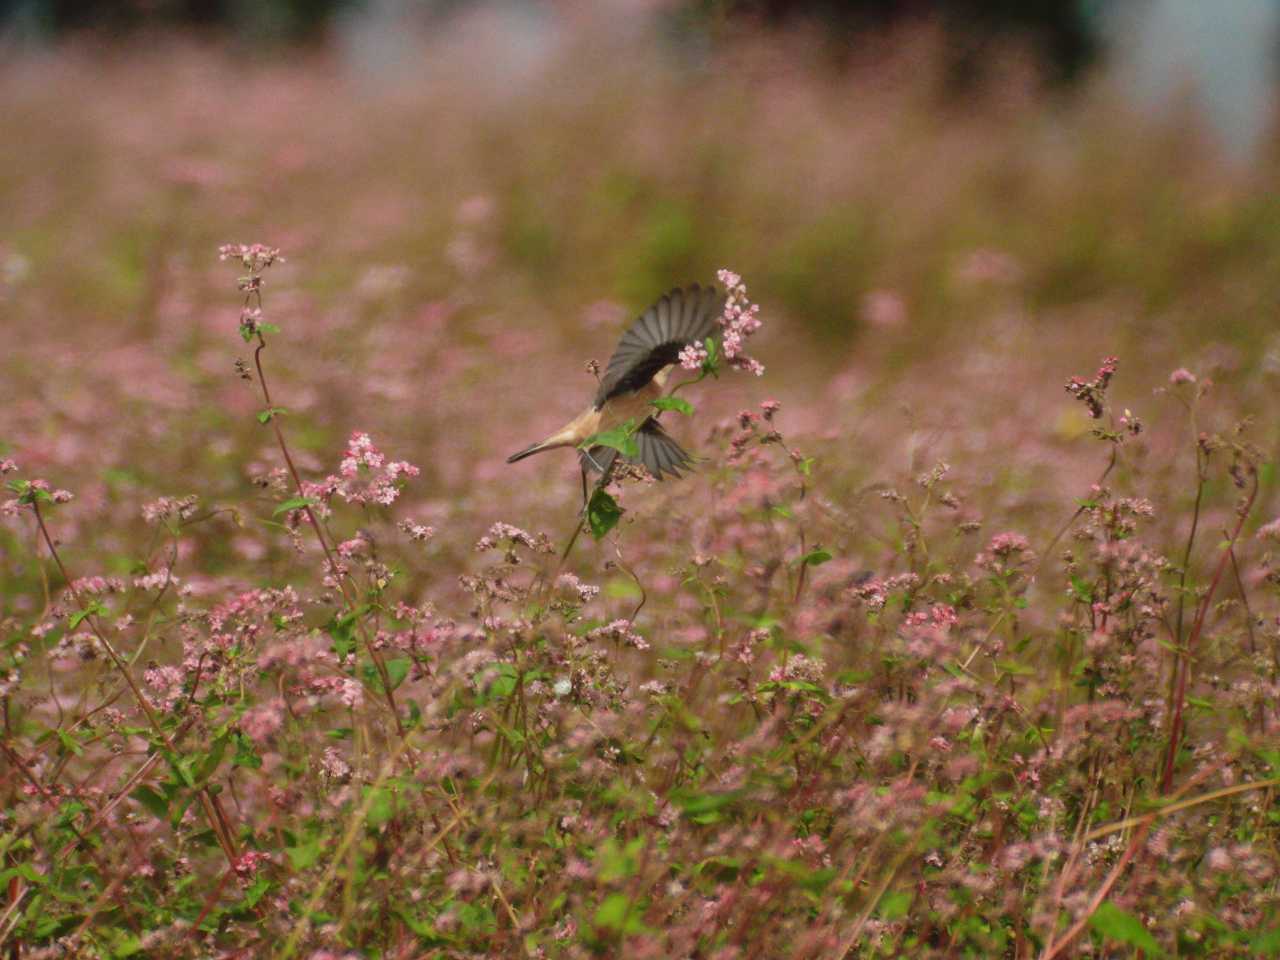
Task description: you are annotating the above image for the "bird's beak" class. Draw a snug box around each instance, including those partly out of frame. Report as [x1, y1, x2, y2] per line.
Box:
[506, 442, 546, 464]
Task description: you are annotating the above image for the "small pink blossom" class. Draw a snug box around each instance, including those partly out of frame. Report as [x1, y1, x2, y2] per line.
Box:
[143, 664, 186, 711]
[716, 268, 765, 376]
[241, 700, 285, 743]
[232, 850, 271, 880]
[557, 572, 600, 603]
[678, 341, 708, 370]
[398, 519, 435, 542]
[319, 747, 351, 781]
[218, 243, 282, 271]
[1169, 367, 1197, 385]
[312, 433, 420, 509]
[587, 619, 649, 650]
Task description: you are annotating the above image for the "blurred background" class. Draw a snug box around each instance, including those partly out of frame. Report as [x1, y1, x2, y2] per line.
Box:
[4, 0, 1280, 589]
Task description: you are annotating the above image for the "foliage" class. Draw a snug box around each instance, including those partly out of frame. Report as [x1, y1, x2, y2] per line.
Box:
[3, 22, 1280, 960]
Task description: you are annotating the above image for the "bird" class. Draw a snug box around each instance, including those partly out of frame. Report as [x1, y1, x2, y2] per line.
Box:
[506, 284, 726, 482]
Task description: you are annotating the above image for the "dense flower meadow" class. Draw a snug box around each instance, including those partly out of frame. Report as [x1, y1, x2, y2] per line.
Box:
[5, 16, 1280, 960]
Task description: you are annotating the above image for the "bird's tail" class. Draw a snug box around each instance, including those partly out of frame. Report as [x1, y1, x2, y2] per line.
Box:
[506, 441, 551, 464]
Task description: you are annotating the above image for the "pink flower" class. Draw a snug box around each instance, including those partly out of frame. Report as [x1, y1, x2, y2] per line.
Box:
[241, 700, 285, 743]
[587, 619, 649, 650]
[716, 268, 765, 376]
[476, 521, 548, 553]
[1169, 368, 1197, 385]
[309, 433, 421, 509]
[678, 341, 708, 370]
[319, 747, 351, 781]
[398, 519, 435, 542]
[218, 243, 283, 271]
[143, 664, 186, 711]
[861, 289, 907, 328]
[232, 850, 271, 880]
[557, 572, 600, 603]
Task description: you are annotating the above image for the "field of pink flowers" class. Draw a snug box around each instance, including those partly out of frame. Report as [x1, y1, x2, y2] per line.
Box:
[4, 16, 1280, 959]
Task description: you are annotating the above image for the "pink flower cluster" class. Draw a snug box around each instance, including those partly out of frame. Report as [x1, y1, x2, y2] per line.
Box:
[475, 521, 548, 553]
[904, 603, 958, 630]
[678, 340, 709, 371]
[1065, 355, 1118, 419]
[976, 531, 1035, 574]
[557, 572, 600, 603]
[302, 432, 420, 510]
[144, 664, 186, 711]
[586, 619, 649, 650]
[676, 269, 765, 375]
[217, 243, 283, 272]
[142, 495, 199, 525]
[397, 518, 435, 542]
[716, 268, 764, 376]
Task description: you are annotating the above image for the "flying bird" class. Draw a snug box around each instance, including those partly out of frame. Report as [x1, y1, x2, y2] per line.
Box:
[507, 284, 726, 481]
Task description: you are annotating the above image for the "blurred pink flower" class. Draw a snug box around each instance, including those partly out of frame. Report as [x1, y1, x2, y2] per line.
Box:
[861, 289, 907, 328]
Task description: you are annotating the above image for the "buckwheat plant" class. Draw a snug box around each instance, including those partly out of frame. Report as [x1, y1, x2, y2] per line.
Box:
[3, 245, 1280, 960]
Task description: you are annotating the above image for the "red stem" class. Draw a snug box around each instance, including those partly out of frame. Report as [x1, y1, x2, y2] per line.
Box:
[1160, 470, 1257, 793]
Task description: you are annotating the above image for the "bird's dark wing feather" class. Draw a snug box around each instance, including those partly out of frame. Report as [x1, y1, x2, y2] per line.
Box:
[594, 284, 725, 408]
[579, 418, 694, 481]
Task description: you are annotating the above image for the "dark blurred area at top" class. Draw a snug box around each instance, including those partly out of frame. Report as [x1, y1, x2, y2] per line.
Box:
[1, 0, 1104, 82]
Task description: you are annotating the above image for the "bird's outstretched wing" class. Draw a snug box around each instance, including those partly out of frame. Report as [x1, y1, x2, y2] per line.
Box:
[580, 418, 694, 481]
[594, 284, 725, 408]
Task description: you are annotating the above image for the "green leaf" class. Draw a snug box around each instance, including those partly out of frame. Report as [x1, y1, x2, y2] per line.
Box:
[287, 836, 323, 870]
[256, 407, 287, 425]
[703, 336, 720, 373]
[105, 930, 143, 957]
[597, 837, 646, 882]
[384, 657, 411, 691]
[797, 548, 832, 567]
[131, 785, 169, 820]
[56, 728, 84, 756]
[877, 889, 912, 920]
[670, 788, 741, 825]
[456, 902, 496, 933]
[651, 395, 693, 416]
[587, 489, 623, 540]
[193, 733, 229, 785]
[584, 420, 640, 460]
[1089, 901, 1163, 956]
[239, 874, 271, 910]
[272, 496, 318, 517]
[593, 893, 647, 934]
[232, 731, 263, 769]
[396, 911, 453, 946]
[1252, 927, 1280, 956]
[164, 750, 196, 789]
[67, 601, 104, 631]
[365, 785, 395, 828]
[488, 662, 519, 699]
[327, 608, 366, 659]
[258, 322, 281, 335]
